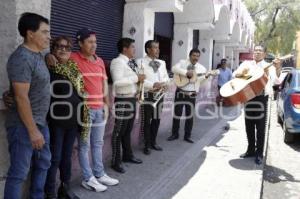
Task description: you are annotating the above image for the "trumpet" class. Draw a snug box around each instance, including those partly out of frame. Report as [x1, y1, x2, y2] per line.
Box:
[151, 83, 168, 108]
[152, 89, 165, 108]
[137, 61, 145, 103]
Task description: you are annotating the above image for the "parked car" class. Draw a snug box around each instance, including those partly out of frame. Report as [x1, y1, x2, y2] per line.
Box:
[277, 68, 300, 143]
[273, 67, 294, 100]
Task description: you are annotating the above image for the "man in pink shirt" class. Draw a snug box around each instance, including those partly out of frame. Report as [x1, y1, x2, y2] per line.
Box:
[72, 28, 119, 192]
[70, 51, 107, 109]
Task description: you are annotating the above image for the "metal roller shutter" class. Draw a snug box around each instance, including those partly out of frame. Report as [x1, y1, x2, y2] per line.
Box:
[50, 0, 125, 61]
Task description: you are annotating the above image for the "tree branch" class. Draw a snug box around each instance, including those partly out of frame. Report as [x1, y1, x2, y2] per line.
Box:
[264, 7, 281, 41]
[250, 7, 267, 17]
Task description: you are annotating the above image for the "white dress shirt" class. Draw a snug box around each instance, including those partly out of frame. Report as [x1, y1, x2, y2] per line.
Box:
[136, 56, 170, 92]
[110, 54, 138, 96]
[233, 59, 280, 96]
[172, 59, 207, 92]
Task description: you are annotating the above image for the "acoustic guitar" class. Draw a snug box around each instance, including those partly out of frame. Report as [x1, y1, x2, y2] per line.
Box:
[174, 69, 219, 88]
[220, 54, 293, 106]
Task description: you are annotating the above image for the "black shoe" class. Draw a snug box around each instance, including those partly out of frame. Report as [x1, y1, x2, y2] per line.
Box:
[143, 147, 151, 155]
[167, 135, 179, 141]
[224, 124, 230, 131]
[57, 183, 68, 199]
[240, 151, 256, 158]
[45, 193, 57, 199]
[57, 183, 79, 199]
[151, 144, 163, 151]
[111, 164, 126, 173]
[184, 138, 194, 143]
[255, 155, 263, 165]
[123, 156, 143, 164]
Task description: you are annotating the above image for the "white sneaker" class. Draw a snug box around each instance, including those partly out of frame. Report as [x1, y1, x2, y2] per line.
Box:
[81, 176, 107, 192]
[97, 174, 119, 186]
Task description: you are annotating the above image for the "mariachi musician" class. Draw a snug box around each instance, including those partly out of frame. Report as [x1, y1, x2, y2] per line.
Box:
[168, 49, 211, 143]
[233, 44, 281, 165]
[110, 38, 144, 173]
[137, 40, 170, 155]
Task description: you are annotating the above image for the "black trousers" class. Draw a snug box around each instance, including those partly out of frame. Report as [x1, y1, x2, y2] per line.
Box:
[111, 97, 136, 166]
[244, 95, 268, 156]
[142, 92, 164, 148]
[171, 89, 196, 138]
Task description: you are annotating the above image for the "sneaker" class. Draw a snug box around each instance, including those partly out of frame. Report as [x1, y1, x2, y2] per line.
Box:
[97, 174, 119, 186]
[81, 176, 107, 192]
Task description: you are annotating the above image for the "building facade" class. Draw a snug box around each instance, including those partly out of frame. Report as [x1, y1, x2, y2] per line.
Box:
[0, 0, 254, 196]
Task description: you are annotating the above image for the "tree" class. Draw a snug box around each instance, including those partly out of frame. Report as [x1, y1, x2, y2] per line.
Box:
[244, 0, 300, 54]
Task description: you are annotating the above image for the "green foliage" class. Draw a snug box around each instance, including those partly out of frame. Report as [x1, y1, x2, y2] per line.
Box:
[244, 0, 300, 54]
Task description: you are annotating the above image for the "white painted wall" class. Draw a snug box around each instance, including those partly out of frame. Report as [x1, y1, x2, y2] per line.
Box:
[123, 0, 254, 71]
[175, 0, 214, 24]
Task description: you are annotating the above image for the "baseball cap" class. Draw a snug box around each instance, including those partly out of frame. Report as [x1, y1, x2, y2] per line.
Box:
[76, 28, 96, 42]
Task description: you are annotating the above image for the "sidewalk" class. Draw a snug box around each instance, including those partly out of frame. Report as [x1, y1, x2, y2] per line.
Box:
[171, 110, 264, 199]
[69, 105, 264, 199]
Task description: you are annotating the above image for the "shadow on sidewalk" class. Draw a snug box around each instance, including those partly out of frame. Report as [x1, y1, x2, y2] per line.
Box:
[228, 158, 262, 171]
[158, 151, 207, 199]
[263, 164, 300, 184]
[208, 124, 230, 148]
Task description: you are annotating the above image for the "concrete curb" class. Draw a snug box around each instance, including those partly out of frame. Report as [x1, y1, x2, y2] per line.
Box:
[260, 98, 275, 199]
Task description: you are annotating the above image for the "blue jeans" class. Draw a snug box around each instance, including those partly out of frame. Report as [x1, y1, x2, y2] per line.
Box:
[78, 108, 106, 181]
[4, 125, 51, 199]
[44, 125, 77, 194]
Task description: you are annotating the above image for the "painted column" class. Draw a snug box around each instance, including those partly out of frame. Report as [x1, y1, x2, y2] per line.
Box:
[225, 46, 234, 70]
[213, 42, 226, 68]
[198, 30, 214, 70]
[172, 23, 193, 65]
[233, 49, 240, 70]
[123, 2, 155, 58]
